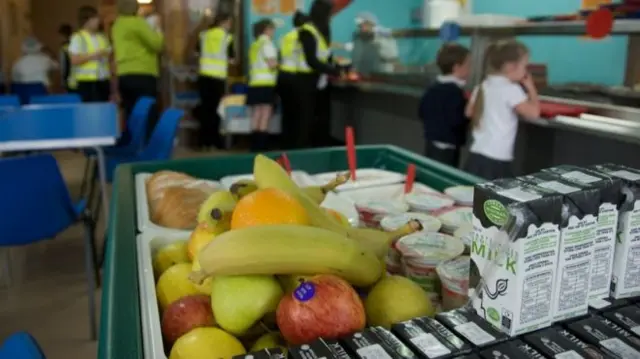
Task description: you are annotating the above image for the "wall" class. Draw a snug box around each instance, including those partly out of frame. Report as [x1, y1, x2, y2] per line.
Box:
[31, 0, 99, 56]
[245, 0, 625, 86]
[0, 0, 32, 82]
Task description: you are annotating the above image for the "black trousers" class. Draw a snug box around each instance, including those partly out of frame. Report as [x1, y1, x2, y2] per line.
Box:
[464, 153, 513, 180]
[77, 80, 110, 103]
[118, 75, 159, 143]
[314, 86, 333, 147]
[290, 74, 321, 149]
[277, 72, 297, 149]
[197, 76, 226, 148]
[425, 141, 461, 168]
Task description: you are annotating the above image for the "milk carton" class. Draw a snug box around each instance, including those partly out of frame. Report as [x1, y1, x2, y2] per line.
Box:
[518, 172, 600, 321]
[543, 165, 622, 301]
[470, 178, 563, 336]
[591, 164, 640, 299]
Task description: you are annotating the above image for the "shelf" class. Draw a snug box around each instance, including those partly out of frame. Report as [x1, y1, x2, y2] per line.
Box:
[391, 20, 640, 38]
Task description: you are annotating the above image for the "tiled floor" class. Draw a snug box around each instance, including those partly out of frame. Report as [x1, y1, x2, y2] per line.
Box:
[0, 148, 237, 358]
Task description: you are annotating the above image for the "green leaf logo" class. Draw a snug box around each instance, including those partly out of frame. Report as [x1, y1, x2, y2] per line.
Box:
[487, 307, 500, 322]
[484, 199, 508, 226]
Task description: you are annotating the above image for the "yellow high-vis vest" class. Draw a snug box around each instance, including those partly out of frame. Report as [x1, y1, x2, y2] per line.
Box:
[62, 43, 77, 90]
[297, 23, 330, 74]
[199, 27, 233, 79]
[249, 35, 277, 87]
[279, 29, 300, 73]
[72, 30, 110, 83]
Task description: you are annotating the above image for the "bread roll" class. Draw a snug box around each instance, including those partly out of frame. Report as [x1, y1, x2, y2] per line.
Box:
[151, 186, 208, 229]
[146, 171, 196, 205]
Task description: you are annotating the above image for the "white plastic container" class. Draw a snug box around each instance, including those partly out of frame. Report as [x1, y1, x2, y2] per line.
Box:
[219, 171, 317, 190]
[423, 0, 462, 29]
[135, 173, 221, 235]
[137, 232, 192, 359]
[320, 191, 360, 227]
[313, 168, 405, 192]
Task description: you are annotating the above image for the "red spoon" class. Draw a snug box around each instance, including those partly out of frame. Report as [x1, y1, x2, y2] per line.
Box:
[345, 127, 357, 181]
[404, 164, 416, 194]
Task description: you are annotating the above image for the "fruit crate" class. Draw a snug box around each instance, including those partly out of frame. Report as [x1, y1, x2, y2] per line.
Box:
[98, 145, 482, 359]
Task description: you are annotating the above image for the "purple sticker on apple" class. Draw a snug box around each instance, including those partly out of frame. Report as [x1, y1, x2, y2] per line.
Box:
[294, 281, 315, 302]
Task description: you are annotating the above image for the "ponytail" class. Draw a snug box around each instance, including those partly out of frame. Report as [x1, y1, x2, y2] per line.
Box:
[471, 42, 498, 128]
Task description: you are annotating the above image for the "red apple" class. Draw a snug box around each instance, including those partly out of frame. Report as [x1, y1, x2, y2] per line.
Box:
[276, 274, 366, 345]
[161, 294, 215, 345]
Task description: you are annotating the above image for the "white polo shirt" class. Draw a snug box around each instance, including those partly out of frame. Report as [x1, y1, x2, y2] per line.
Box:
[469, 75, 527, 161]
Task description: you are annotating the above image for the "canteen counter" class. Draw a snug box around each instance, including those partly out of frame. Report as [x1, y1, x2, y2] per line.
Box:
[329, 79, 640, 174]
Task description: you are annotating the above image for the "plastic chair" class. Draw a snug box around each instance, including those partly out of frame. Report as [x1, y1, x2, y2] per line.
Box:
[0, 155, 98, 340]
[0, 95, 20, 108]
[10, 83, 48, 105]
[79, 96, 156, 198]
[0, 332, 46, 359]
[29, 94, 82, 105]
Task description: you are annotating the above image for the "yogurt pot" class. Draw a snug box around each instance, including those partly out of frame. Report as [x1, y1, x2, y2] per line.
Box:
[404, 192, 454, 213]
[444, 185, 474, 206]
[453, 225, 473, 255]
[396, 232, 465, 306]
[354, 199, 409, 228]
[435, 206, 472, 234]
[380, 212, 442, 233]
[436, 256, 470, 311]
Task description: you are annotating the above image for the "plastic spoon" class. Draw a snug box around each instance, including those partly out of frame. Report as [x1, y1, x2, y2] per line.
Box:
[345, 126, 357, 181]
[280, 153, 292, 176]
[404, 164, 416, 194]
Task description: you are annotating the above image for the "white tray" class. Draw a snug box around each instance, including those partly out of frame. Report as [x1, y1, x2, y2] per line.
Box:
[135, 173, 222, 235]
[137, 232, 192, 359]
[219, 171, 318, 190]
[313, 168, 406, 191]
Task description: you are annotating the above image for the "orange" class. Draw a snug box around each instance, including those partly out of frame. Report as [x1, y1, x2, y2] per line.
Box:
[231, 188, 310, 229]
[324, 208, 350, 227]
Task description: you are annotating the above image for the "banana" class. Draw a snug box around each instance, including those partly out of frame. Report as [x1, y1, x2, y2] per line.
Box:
[303, 172, 350, 204]
[346, 220, 423, 258]
[253, 155, 420, 258]
[229, 179, 259, 201]
[277, 274, 313, 293]
[197, 190, 237, 227]
[190, 224, 383, 287]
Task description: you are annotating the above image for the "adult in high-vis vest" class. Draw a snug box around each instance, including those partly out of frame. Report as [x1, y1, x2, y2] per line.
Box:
[58, 24, 75, 92]
[112, 1, 164, 143]
[292, 0, 341, 149]
[69, 6, 113, 102]
[277, 11, 308, 150]
[197, 11, 235, 150]
[246, 19, 278, 152]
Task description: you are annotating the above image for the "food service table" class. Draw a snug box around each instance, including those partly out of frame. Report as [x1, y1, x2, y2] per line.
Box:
[97, 145, 481, 359]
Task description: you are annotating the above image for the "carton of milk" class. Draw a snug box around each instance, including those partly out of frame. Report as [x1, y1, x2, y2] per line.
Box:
[470, 178, 563, 336]
[542, 165, 623, 301]
[518, 172, 600, 322]
[591, 164, 640, 299]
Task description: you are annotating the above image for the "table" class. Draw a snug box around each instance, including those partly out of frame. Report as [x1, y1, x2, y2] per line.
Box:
[0, 103, 119, 222]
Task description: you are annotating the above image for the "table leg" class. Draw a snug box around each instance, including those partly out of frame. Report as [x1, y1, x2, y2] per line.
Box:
[93, 146, 110, 223]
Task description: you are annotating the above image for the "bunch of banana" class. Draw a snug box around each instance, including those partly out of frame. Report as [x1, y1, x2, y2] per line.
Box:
[190, 224, 383, 287]
[197, 190, 236, 229]
[228, 173, 350, 205]
[252, 155, 423, 258]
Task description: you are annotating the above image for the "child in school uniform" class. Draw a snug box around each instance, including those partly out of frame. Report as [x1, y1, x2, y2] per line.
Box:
[464, 39, 541, 180]
[418, 43, 471, 167]
[246, 19, 278, 152]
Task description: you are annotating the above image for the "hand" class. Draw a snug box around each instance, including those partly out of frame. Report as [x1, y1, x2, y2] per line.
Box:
[521, 73, 535, 90]
[110, 92, 121, 104]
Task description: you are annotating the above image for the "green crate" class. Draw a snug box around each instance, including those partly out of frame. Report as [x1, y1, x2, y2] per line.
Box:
[97, 145, 481, 359]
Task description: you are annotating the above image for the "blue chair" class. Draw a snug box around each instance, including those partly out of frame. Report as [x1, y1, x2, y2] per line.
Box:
[10, 83, 48, 105]
[0, 95, 20, 108]
[0, 332, 46, 359]
[29, 94, 82, 105]
[79, 97, 156, 198]
[0, 155, 98, 340]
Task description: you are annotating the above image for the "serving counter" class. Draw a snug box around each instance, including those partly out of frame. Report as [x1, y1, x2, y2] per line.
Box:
[330, 80, 640, 174]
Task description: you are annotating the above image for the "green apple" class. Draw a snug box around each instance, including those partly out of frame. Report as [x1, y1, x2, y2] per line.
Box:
[211, 275, 284, 336]
[250, 332, 287, 353]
